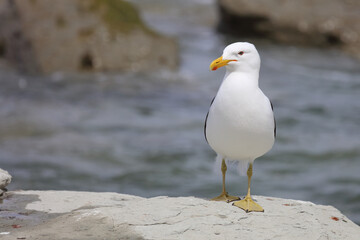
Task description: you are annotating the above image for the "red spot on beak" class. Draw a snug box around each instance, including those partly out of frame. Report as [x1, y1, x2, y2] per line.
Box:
[212, 67, 217, 71]
[331, 216, 339, 221]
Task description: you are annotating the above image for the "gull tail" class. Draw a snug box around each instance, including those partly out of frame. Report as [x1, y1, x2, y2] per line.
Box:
[213, 154, 223, 176]
[237, 159, 251, 176]
[213, 154, 240, 175]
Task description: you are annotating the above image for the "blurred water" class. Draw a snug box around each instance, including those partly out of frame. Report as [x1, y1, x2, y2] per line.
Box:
[1, 0, 360, 224]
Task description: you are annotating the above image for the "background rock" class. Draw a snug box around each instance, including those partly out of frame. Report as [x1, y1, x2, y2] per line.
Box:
[1, 191, 359, 239]
[217, 0, 360, 58]
[0, 168, 11, 196]
[0, 0, 178, 74]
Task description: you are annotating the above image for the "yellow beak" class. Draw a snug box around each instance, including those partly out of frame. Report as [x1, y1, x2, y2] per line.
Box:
[209, 56, 237, 71]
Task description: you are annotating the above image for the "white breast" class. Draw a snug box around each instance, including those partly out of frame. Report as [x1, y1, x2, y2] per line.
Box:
[205, 72, 275, 161]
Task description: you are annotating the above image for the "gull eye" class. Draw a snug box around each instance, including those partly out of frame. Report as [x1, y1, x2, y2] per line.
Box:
[238, 51, 244, 55]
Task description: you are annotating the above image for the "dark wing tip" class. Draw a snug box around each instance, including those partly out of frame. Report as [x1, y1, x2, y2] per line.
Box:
[204, 96, 216, 143]
[204, 111, 209, 143]
[270, 101, 276, 138]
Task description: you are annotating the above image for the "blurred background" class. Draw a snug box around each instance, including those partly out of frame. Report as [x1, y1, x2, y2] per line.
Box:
[0, 0, 359, 224]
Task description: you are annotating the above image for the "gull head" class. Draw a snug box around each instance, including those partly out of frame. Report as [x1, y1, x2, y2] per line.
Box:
[209, 42, 260, 73]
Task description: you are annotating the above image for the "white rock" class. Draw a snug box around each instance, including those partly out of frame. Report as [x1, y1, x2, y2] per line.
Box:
[0, 190, 359, 240]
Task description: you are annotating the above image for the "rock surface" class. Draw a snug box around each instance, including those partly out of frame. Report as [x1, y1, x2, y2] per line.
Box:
[218, 0, 360, 58]
[0, 191, 359, 239]
[0, 168, 11, 196]
[0, 0, 178, 73]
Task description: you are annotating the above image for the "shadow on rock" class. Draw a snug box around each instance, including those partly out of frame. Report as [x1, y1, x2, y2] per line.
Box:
[0, 192, 143, 240]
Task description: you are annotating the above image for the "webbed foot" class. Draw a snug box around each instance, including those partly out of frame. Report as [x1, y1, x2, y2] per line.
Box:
[233, 196, 264, 212]
[211, 192, 240, 203]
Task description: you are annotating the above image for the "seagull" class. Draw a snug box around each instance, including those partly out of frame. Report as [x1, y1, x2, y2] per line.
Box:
[204, 42, 276, 212]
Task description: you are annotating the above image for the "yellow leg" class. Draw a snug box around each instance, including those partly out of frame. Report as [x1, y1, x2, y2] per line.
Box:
[211, 158, 240, 202]
[233, 163, 264, 212]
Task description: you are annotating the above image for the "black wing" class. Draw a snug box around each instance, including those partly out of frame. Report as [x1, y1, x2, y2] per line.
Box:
[204, 96, 216, 143]
[270, 101, 276, 138]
